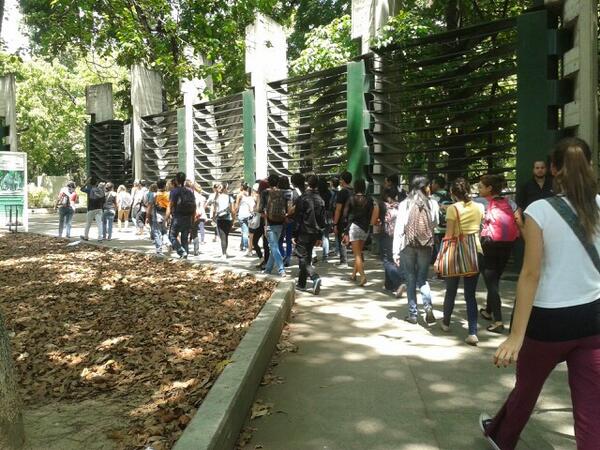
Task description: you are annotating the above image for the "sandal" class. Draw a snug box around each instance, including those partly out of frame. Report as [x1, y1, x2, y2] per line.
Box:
[350, 274, 357, 281]
[486, 323, 505, 334]
[359, 276, 367, 287]
[479, 308, 493, 321]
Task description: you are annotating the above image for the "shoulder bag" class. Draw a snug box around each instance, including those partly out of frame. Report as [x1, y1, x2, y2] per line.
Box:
[434, 204, 480, 277]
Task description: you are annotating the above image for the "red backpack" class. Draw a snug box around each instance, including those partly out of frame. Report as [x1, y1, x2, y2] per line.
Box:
[481, 197, 519, 242]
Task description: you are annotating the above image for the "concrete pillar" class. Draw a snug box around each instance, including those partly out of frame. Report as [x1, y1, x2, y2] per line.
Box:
[131, 64, 163, 180]
[0, 75, 18, 151]
[352, 0, 400, 55]
[85, 83, 114, 123]
[546, 0, 599, 171]
[245, 14, 287, 180]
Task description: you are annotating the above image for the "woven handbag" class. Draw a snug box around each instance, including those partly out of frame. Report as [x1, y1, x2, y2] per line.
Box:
[434, 204, 480, 277]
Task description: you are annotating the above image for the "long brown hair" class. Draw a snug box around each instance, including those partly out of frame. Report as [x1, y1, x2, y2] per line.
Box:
[552, 137, 599, 241]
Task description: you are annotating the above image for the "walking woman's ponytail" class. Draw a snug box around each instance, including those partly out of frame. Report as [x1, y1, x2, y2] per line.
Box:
[552, 137, 599, 241]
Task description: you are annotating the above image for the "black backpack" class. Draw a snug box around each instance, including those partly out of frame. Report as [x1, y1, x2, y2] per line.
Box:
[176, 188, 196, 216]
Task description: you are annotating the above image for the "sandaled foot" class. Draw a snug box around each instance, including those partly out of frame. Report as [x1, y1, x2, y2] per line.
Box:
[486, 322, 505, 334]
[479, 308, 493, 321]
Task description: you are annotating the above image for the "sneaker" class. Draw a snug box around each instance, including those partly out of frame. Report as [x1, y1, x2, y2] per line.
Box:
[440, 322, 450, 332]
[404, 315, 418, 325]
[280, 272, 287, 278]
[221, 254, 228, 260]
[295, 283, 307, 292]
[394, 284, 407, 298]
[336, 261, 349, 268]
[80, 235, 89, 241]
[465, 335, 479, 346]
[425, 309, 436, 324]
[312, 278, 322, 295]
[245, 251, 254, 257]
[97, 239, 103, 243]
[479, 413, 500, 450]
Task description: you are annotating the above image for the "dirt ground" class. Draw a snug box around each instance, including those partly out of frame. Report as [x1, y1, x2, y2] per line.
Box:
[0, 234, 275, 450]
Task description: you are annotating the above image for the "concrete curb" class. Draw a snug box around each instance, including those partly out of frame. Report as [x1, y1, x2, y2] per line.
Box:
[173, 280, 295, 450]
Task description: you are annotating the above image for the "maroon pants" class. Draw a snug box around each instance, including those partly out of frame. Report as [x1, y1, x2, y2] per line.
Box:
[486, 335, 600, 449]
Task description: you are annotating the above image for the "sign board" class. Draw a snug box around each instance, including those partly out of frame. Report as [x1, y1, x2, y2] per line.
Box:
[0, 152, 28, 231]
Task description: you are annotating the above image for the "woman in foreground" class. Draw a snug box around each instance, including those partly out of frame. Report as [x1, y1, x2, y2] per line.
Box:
[480, 137, 600, 449]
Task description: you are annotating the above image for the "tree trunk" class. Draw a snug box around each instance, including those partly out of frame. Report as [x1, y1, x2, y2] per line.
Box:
[0, 309, 25, 450]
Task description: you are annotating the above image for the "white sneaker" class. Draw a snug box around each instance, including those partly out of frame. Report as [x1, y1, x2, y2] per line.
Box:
[465, 335, 479, 346]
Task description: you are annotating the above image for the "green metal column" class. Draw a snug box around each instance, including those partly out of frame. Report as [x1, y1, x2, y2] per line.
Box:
[346, 60, 371, 182]
[177, 107, 187, 174]
[243, 89, 256, 184]
[516, 9, 566, 189]
[85, 124, 91, 176]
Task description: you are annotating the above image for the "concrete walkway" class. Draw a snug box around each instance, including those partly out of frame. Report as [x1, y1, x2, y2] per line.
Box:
[27, 214, 575, 450]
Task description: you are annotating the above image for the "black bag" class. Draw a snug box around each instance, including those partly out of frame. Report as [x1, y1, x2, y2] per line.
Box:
[176, 188, 196, 216]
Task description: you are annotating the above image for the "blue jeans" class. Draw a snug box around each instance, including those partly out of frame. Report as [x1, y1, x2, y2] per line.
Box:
[240, 218, 250, 250]
[401, 246, 433, 317]
[443, 273, 480, 336]
[265, 224, 285, 274]
[278, 221, 294, 264]
[322, 225, 331, 259]
[169, 216, 192, 256]
[102, 210, 115, 239]
[151, 219, 167, 252]
[58, 207, 74, 237]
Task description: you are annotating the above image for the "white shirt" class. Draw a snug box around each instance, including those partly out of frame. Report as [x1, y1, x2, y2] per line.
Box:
[526, 195, 600, 308]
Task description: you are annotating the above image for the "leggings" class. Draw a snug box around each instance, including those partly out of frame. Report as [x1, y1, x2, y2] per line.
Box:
[251, 220, 269, 264]
[486, 335, 600, 450]
[481, 240, 514, 322]
[216, 219, 232, 255]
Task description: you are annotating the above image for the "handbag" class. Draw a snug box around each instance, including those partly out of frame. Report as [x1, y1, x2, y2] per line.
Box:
[545, 196, 600, 275]
[434, 204, 480, 277]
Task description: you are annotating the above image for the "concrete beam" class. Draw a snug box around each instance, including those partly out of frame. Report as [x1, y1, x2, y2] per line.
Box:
[85, 83, 114, 123]
[0, 75, 18, 151]
[245, 14, 287, 180]
[352, 0, 400, 55]
[131, 65, 163, 180]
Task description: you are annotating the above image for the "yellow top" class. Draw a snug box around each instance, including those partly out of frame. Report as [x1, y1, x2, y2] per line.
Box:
[446, 200, 484, 252]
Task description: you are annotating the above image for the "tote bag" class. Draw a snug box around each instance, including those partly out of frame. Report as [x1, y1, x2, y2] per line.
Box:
[434, 205, 480, 277]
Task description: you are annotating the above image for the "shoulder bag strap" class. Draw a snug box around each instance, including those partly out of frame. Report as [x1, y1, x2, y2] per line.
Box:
[452, 204, 464, 237]
[545, 196, 600, 275]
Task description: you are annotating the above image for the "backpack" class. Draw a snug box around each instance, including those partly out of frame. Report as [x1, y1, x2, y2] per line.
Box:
[405, 199, 434, 247]
[384, 201, 399, 237]
[175, 188, 196, 216]
[266, 189, 288, 223]
[155, 191, 170, 211]
[58, 191, 70, 207]
[89, 186, 104, 201]
[481, 197, 519, 242]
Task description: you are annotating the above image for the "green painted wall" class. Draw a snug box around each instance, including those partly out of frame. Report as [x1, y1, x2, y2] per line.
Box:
[346, 61, 370, 182]
[243, 90, 256, 184]
[516, 9, 565, 189]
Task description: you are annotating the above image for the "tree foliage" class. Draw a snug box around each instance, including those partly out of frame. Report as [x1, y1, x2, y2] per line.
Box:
[290, 14, 355, 76]
[1, 51, 128, 177]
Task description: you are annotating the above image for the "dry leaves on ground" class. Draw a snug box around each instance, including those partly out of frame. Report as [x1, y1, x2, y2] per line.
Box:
[0, 234, 276, 449]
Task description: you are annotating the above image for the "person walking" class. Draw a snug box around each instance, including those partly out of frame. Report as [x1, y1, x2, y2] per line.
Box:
[380, 188, 406, 297]
[102, 182, 117, 241]
[332, 171, 353, 267]
[166, 172, 196, 259]
[343, 179, 378, 286]
[80, 177, 105, 242]
[206, 183, 221, 243]
[191, 182, 208, 256]
[477, 174, 520, 333]
[294, 175, 327, 295]
[393, 176, 439, 324]
[146, 179, 169, 255]
[480, 137, 600, 450]
[235, 182, 255, 253]
[440, 178, 484, 344]
[56, 181, 78, 238]
[317, 177, 334, 263]
[278, 176, 295, 266]
[116, 185, 132, 231]
[213, 182, 234, 260]
[263, 174, 288, 277]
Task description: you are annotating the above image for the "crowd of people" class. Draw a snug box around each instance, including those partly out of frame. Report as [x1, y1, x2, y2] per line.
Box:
[53, 137, 600, 449]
